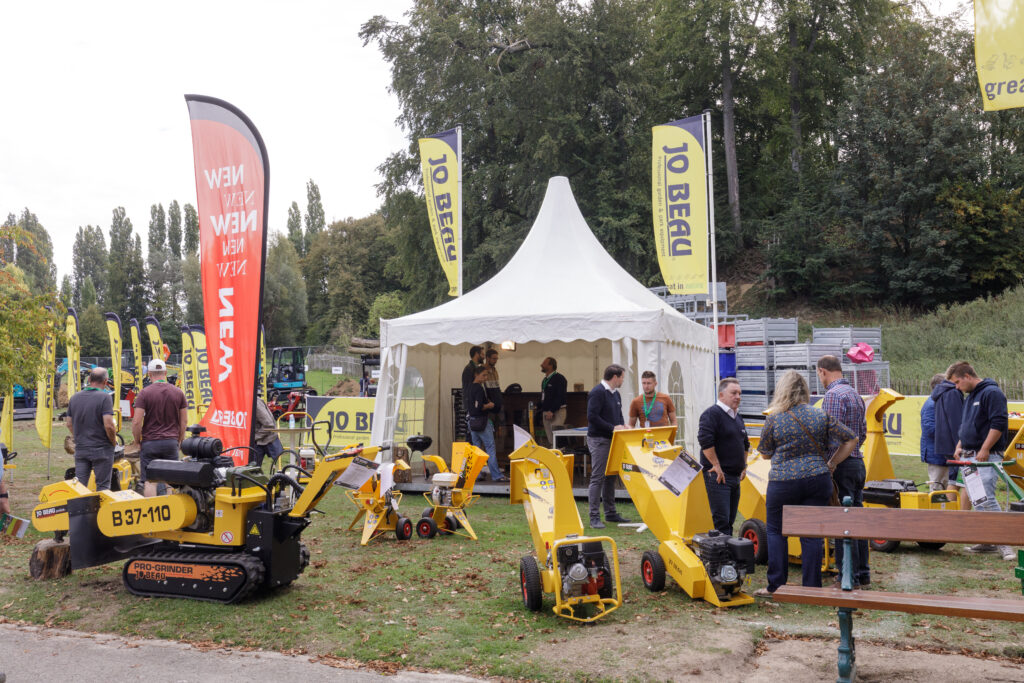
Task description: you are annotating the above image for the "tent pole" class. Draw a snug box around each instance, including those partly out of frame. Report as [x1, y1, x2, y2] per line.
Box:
[704, 109, 720, 389]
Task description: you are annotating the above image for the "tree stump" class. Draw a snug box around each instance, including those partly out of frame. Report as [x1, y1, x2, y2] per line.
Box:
[393, 447, 412, 483]
[29, 538, 72, 579]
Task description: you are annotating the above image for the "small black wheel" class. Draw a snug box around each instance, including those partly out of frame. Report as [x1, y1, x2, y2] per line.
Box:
[641, 549, 666, 592]
[395, 517, 413, 541]
[442, 513, 460, 534]
[416, 516, 438, 539]
[869, 539, 900, 553]
[64, 467, 76, 481]
[917, 541, 945, 550]
[520, 555, 543, 611]
[598, 557, 614, 599]
[421, 507, 435, 519]
[739, 518, 768, 565]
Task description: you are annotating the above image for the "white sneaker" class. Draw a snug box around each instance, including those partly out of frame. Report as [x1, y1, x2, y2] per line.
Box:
[999, 546, 1017, 561]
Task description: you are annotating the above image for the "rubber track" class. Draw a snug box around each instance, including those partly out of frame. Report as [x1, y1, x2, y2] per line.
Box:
[123, 549, 266, 604]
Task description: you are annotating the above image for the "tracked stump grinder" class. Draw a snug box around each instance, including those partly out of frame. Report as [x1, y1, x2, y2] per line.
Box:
[30, 426, 368, 603]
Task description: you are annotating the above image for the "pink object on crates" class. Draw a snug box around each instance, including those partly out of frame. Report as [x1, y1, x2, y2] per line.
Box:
[846, 342, 874, 364]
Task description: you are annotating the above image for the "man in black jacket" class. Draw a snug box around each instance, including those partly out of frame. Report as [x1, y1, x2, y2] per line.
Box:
[461, 345, 485, 402]
[539, 357, 567, 446]
[930, 367, 964, 493]
[698, 378, 749, 536]
[950, 361, 1014, 560]
[586, 364, 630, 528]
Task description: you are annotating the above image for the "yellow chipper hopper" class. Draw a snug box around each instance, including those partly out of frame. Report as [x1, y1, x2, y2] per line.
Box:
[418, 442, 488, 540]
[509, 442, 622, 623]
[607, 426, 754, 608]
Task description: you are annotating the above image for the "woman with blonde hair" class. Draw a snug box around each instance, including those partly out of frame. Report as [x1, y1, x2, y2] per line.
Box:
[753, 370, 857, 597]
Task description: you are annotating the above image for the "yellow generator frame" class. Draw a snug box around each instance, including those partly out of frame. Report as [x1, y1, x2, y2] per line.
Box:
[418, 442, 487, 540]
[607, 427, 754, 608]
[509, 443, 622, 622]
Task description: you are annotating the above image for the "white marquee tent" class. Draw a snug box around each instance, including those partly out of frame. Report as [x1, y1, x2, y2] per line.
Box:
[370, 176, 717, 458]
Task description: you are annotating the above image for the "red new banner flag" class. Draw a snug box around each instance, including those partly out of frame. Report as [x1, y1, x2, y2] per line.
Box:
[185, 95, 269, 460]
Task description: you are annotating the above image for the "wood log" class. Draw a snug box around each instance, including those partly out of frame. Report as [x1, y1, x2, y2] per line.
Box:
[29, 538, 72, 579]
[350, 337, 380, 348]
[393, 447, 412, 483]
[348, 347, 380, 356]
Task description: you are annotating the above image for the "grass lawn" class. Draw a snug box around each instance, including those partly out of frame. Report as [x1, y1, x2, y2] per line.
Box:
[2, 421, 1023, 679]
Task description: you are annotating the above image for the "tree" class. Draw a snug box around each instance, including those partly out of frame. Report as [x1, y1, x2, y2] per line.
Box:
[304, 180, 325, 255]
[147, 203, 175, 322]
[0, 224, 61, 391]
[107, 208, 148, 323]
[183, 203, 199, 255]
[287, 201, 304, 257]
[262, 234, 308, 346]
[14, 208, 57, 292]
[181, 253, 204, 326]
[71, 225, 108, 308]
[167, 200, 182, 259]
[363, 291, 405, 337]
[59, 275, 72, 308]
[78, 303, 106, 356]
[81, 276, 98, 308]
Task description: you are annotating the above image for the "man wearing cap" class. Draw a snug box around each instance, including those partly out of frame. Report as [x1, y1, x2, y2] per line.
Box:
[133, 359, 188, 497]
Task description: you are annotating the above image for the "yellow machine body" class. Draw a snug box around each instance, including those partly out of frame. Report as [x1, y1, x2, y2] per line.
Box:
[607, 427, 754, 607]
[1001, 414, 1024, 478]
[345, 459, 412, 545]
[419, 442, 488, 540]
[509, 443, 622, 622]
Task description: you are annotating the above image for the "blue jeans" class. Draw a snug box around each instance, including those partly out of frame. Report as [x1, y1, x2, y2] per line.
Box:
[766, 472, 834, 592]
[470, 420, 502, 479]
[832, 457, 869, 585]
[963, 454, 1002, 512]
[704, 471, 741, 536]
[251, 438, 284, 468]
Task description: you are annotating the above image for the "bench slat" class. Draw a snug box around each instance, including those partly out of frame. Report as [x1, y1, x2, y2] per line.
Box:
[781, 506, 1024, 545]
[772, 586, 1024, 622]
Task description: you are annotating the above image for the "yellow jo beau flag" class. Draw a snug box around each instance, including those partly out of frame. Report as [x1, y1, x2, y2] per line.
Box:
[129, 318, 144, 395]
[65, 309, 81, 395]
[418, 127, 461, 297]
[35, 319, 56, 448]
[975, 0, 1024, 111]
[105, 313, 123, 432]
[652, 115, 710, 295]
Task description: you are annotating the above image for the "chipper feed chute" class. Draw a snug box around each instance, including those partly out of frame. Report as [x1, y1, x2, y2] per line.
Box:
[607, 427, 754, 608]
[509, 442, 622, 622]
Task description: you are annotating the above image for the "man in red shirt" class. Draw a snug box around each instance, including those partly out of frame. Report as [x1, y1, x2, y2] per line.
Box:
[133, 359, 188, 497]
[628, 371, 676, 428]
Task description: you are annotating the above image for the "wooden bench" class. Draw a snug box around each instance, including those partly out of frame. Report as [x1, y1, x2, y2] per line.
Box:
[772, 503, 1024, 683]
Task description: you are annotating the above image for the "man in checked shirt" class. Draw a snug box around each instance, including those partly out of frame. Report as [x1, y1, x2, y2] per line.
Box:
[817, 354, 869, 587]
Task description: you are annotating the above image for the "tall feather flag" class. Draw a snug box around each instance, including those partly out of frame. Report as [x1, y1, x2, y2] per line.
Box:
[975, 0, 1024, 111]
[259, 325, 267, 403]
[180, 326, 200, 426]
[418, 126, 462, 296]
[65, 308, 81, 396]
[186, 95, 270, 461]
[35, 314, 56, 448]
[129, 318, 144, 395]
[144, 316, 164, 365]
[1, 385, 13, 450]
[105, 313, 124, 432]
[189, 325, 212, 422]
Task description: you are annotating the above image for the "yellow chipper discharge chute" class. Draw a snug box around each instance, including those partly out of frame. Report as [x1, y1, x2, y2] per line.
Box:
[509, 442, 622, 623]
[417, 442, 488, 540]
[607, 426, 754, 608]
[343, 455, 413, 545]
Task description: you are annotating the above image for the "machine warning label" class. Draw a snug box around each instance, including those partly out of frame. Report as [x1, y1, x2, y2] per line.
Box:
[221, 531, 234, 543]
[126, 560, 244, 583]
[248, 523, 260, 535]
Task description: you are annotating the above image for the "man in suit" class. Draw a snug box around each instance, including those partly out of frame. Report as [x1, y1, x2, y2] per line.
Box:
[586, 364, 631, 528]
[539, 357, 567, 446]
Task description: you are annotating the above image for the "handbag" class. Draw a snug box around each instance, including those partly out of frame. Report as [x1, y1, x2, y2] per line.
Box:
[468, 413, 489, 432]
[789, 410, 842, 506]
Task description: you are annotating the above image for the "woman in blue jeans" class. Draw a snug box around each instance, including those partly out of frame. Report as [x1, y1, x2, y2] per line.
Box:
[754, 370, 857, 597]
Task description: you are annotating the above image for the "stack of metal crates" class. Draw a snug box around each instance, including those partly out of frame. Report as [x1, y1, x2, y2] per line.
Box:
[809, 327, 890, 395]
[735, 318, 798, 420]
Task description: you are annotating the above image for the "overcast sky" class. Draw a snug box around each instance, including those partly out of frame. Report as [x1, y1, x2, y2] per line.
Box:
[1, 1, 412, 282]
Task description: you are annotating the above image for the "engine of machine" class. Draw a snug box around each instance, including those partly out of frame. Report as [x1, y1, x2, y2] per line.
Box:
[556, 541, 611, 599]
[691, 531, 755, 598]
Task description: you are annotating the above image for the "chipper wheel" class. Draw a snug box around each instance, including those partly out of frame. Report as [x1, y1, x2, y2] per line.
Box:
[421, 507, 435, 519]
[416, 516, 438, 539]
[869, 539, 900, 553]
[441, 513, 460, 534]
[520, 555, 543, 611]
[395, 517, 413, 541]
[739, 518, 768, 564]
[641, 549, 666, 592]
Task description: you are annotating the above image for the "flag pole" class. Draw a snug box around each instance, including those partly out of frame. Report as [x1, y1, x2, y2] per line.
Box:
[704, 109, 719, 388]
[456, 124, 463, 297]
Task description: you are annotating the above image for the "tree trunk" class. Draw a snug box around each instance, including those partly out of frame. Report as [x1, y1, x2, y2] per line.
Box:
[29, 538, 72, 580]
[721, 26, 742, 243]
[788, 18, 802, 177]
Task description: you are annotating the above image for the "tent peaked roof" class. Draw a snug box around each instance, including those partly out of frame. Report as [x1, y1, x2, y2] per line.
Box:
[381, 176, 715, 349]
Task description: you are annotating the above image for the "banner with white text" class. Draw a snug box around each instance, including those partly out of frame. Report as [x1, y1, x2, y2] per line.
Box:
[975, 0, 1024, 111]
[186, 95, 269, 456]
[418, 127, 461, 296]
[652, 115, 709, 295]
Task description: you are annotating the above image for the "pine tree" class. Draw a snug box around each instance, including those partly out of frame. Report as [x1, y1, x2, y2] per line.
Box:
[183, 203, 199, 255]
[167, 200, 182, 259]
[304, 180, 325, 255]
[72, 225, 108, 308]
[287, 201, 304, 257]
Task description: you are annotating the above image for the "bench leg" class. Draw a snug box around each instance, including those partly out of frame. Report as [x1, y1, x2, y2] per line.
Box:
[837, 606, 856, 683]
